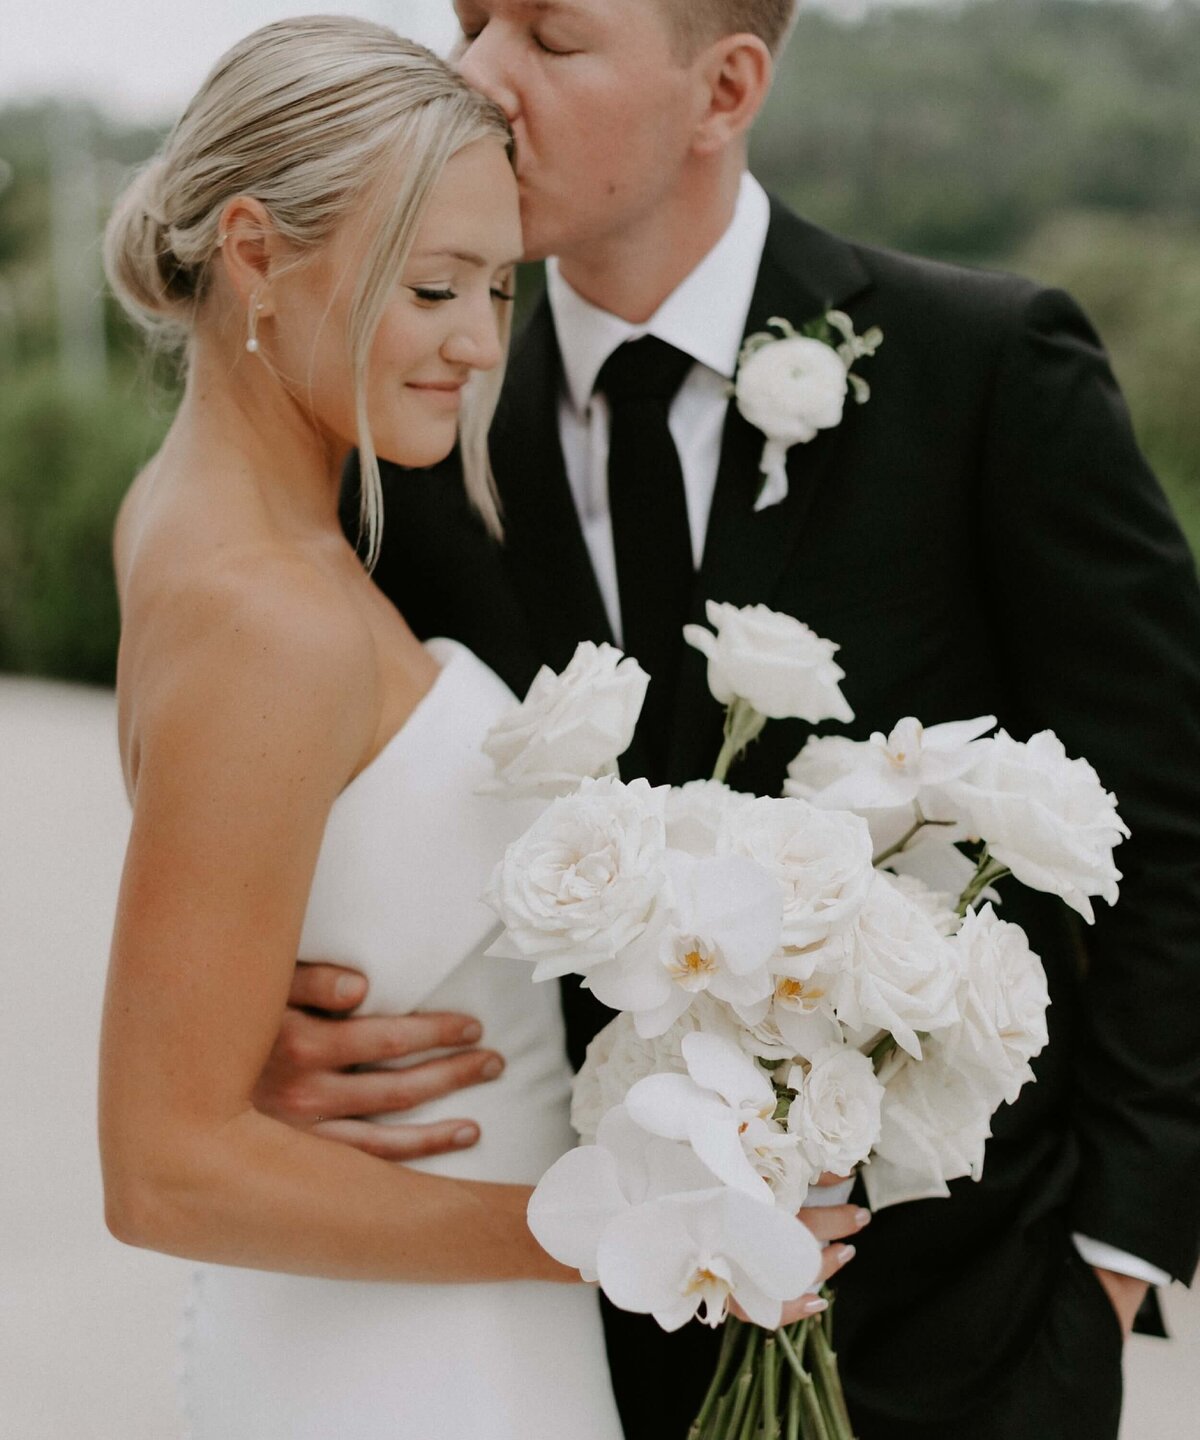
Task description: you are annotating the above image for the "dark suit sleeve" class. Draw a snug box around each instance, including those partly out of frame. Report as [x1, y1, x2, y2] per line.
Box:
[980, 285, 1200, 1282]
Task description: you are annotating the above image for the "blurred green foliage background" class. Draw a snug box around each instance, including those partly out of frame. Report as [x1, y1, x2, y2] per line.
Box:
[2, 0, 1198, 685]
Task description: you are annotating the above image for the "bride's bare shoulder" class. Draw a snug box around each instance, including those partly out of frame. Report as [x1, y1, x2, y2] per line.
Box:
[118, 531, 377, 799]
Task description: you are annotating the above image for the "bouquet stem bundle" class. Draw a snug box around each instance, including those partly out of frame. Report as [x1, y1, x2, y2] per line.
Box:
[690, 1292, 855, 1440]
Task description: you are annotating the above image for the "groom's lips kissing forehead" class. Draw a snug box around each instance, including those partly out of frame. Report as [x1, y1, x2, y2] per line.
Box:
[454, 0, 697, 257]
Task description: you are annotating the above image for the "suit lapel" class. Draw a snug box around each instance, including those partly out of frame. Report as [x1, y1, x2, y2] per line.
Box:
[667, 202, 874, 783]
[490, 297, 615, 672]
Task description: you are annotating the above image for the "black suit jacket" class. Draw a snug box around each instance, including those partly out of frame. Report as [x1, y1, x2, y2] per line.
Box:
[362, 199, 1200, 1431]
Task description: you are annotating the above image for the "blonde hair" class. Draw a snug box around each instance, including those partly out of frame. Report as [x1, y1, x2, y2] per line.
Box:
[103, 15, 513, 566]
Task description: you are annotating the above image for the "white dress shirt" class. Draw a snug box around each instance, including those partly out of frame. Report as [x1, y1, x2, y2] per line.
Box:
[545, 170, 1170, 1295]
[547, 170, 770, 645]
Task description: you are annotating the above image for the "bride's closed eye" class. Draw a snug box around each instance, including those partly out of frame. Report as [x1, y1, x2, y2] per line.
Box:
[408, 286, 516, 305]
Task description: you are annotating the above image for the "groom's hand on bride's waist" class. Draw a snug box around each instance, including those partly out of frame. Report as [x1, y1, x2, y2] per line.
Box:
[252, 961, 502, 1161]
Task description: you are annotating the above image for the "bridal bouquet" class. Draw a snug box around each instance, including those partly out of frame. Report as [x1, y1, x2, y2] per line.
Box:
[481, 609, 1128, 1440]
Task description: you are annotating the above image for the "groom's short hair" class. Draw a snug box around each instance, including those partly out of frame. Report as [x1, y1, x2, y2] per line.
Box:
[657, 0, 799, 58]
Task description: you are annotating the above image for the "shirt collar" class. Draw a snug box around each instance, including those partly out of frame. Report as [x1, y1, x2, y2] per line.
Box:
[546, 172, 771, 416]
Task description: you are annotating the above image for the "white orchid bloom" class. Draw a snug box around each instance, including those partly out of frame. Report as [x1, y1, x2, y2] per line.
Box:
[625, 1032, 812, 1210]
[806, 716, 996, 814]
[586, 851, 781, 1038]
[596, 1186, 824, 1331]
[527, 1105, 718, 1280]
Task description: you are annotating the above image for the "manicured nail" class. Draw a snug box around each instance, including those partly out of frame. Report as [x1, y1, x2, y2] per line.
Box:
[335, 975, 363, 1001]
[452, 1126, 478, 1147]
[837, 1244, 856, 1264]
[854, 1209, 872, 1228]
[480, 1057, 504, 1080]
[461, 1021, 483, 1044]
[802, 1296, 829, 1315]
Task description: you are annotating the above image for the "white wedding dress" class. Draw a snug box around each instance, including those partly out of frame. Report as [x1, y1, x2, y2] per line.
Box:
[179, 639, 623, 1440]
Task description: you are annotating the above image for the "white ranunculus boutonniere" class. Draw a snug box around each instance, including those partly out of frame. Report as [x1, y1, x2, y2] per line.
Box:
[734, 311, 883, 512]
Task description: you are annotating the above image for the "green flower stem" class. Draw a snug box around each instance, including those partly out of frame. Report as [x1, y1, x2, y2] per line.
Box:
[798, 1372, 832, 1440]
[763, 1338, 780, 1438]
[786, 1371, 801, 1440]
[871, 808, 956, 866]
[710, 1390, 735, 1438]
[821, 1286, 836, 1351]
[776, 1321, 809, 1382]
[868, 1032, 898, 1071]
[955, 849, 1012, 917]
[809, 1310, 855, 1440]
[737, 1361, 765, 1440]
[726, 1371, 756, 1437]
[712, 698, 768, 783]
[690, 1319, 747, 1438]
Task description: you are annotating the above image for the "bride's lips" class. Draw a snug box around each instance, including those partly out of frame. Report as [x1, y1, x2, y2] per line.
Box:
[406, 378, 467, 406]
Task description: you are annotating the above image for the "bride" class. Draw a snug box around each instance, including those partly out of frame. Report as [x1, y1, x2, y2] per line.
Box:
[98, 18, 849, 1438]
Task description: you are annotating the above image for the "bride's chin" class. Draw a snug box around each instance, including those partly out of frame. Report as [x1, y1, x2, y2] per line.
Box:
[374, 430, 459, 472]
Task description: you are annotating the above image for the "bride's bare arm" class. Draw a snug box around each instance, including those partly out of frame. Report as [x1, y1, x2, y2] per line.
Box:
[99, 567, 571, 1285]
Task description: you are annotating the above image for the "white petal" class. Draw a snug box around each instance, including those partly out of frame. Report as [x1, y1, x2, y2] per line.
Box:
[682, 1031, 776, 1111]
[527, 1145, 628, 1278]
[625, 1073, 710, 1143]
[595, 1196, 714, 1328]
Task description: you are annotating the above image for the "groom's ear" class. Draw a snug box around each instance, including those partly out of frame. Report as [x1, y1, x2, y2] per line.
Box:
[688, 33, 773, 157]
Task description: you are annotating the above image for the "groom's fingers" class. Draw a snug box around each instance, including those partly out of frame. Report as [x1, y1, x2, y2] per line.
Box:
[254, 1009, 498, 1127]
[322, 1013, 486, 1071]
[288, 961, 368, 1012]
[315, 1050, 505, 1119]
[311, 1117, 481, 1161]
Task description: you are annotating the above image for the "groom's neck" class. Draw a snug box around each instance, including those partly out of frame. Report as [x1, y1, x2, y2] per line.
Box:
[552, 160, 743, 324]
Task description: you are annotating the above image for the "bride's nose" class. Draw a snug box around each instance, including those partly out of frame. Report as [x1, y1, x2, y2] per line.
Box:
[442, 313, 504, 375]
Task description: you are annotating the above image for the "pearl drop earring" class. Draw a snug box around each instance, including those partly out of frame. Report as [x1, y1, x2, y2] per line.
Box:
[246, 298, 264, 355]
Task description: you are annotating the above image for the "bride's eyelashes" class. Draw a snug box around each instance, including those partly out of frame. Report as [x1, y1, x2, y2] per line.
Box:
[407, 286, 516, 305]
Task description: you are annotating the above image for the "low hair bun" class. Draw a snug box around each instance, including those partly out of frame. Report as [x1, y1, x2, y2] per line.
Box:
[103, 157, 199, 335]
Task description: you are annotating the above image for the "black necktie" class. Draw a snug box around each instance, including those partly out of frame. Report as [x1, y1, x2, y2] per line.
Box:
[594, 336, 695, 783]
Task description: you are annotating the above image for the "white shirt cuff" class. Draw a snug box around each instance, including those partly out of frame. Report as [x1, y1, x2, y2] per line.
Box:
[1072, 1233, 1172, 1288]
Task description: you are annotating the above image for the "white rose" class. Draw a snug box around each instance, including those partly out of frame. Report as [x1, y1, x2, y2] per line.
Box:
[809, 871, 961, 1060]
[720, 794, 874, 951]
[944, 730, 1130, 922]
[786, 1046, 885, 1179]
[861, 1046, 995, 1210]
[683, 601, 854, 724]
[882, 870, 961, 938]
[482, 641, 649, 798]
[945, 903, 1049, 1105]
[665, 779, 752, 857]
[735, 336, 848, 482]
[484, 776, 666, 980]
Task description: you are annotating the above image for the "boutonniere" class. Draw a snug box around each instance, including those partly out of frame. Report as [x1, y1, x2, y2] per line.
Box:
[733, 311, 883, 512]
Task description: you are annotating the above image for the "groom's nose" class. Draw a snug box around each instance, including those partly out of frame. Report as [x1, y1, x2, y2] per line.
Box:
[457, 24, 520, 123]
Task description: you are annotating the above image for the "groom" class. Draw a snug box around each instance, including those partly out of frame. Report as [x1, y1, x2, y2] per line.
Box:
[258, 2, 1200, 1436]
